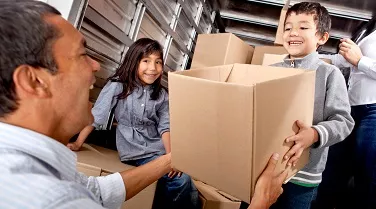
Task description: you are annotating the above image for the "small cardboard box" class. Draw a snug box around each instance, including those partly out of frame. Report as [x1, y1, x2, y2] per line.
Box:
[169, 64, 315, 203]
[76, 144, 157, 209]
[251, 46, 287, 65]
[275, 0, 290, 45]
[194, 180, 242, 209]
[191, 33, 254, 69]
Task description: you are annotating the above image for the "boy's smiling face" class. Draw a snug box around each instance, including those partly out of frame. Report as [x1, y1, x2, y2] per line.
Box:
[283, 12, 329, 59]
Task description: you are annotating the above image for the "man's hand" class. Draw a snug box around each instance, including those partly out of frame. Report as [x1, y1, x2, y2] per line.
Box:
[249, 153, 289, 209]
[168, 168, 183, 178]
[284, 120, 318, 167]
[339, 38, 363, 66]
[67, 141, 82, 151]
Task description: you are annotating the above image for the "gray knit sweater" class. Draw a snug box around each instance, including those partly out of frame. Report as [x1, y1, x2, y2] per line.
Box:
[272, 52, 354, 186]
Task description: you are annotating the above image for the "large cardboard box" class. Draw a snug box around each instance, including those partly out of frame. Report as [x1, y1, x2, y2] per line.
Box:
[168, 64, 315, 203]
[191, 33, 254, 69]
[275, 0, 290, 45]
[251, 46, 287, 65]
[194, 180, 242, 209]
[76, 144, 157, 209]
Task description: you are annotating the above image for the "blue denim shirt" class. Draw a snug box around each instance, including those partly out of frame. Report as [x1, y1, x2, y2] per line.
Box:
[92, 81, 169, 161]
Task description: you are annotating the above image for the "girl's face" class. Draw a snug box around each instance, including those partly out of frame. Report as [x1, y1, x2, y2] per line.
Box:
[137, 53, 163, 85]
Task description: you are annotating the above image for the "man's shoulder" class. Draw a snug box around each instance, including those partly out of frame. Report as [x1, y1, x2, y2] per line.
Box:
[0, 173, 98, 208]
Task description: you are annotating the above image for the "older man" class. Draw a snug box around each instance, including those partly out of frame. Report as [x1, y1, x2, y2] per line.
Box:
[0, 1, 287, 209]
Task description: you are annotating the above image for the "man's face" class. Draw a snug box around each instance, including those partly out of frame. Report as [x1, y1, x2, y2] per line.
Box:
[46, 15, 99, 143]
[283, 12, 328, 59]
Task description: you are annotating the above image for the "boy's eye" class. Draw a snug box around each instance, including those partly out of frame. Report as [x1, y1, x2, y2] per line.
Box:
[143, 59, 149, 63]
[300, 27, 308, 30]
[284, 28, 291, 31]
[156, 60, 162, 65]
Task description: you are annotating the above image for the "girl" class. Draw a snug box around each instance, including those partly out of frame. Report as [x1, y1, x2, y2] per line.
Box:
[68, 38, 199, 209]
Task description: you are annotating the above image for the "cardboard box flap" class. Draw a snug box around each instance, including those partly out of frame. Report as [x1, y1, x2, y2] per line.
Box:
[275, 0, 290, 45]
[191, 33, 254, 68]
[251, 46, 288, 65]
[262, 54, 288, 66]
[195, 181, 241, 203]
[173, 65, 234, 83]
[77, 144, 132, 173]
[282, 0, 290, 10]
[225, 34, 254, 65]
[77, 162, 102, 176]
[191, 33, 231, 69]
[217, 191, 241, 202]
[227, 64, 305, 86]
[251, 70, 315, 193]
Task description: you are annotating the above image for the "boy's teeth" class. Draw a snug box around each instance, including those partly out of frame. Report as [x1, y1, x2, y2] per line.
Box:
[90, 84, 94, 90]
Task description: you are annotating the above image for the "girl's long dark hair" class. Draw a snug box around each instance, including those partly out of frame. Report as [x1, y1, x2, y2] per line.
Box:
[108, 38, 164, 100]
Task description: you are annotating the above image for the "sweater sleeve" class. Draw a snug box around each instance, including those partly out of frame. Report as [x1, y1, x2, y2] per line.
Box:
[312, 66, 354, 148]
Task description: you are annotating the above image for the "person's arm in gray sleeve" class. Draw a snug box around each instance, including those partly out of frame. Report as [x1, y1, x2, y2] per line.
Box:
[312, 67, 355, 148]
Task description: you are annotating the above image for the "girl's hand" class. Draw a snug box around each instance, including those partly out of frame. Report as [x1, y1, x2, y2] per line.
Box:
[168, 168, 183, 178]
[67, 141, 82, 151]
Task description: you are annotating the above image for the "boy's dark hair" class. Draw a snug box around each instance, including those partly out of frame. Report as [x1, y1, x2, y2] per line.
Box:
[109, 38, 164, 101]
[286, 2, 332, 36]
[0, 0, 61, 118]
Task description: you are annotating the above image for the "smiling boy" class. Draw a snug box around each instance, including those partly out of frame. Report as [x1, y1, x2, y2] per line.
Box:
[270, 2, 354, 209]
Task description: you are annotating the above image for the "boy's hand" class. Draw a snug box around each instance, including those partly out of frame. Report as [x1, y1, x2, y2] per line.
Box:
[67, 141, 82, 151]
[284, 120, 318, 167]
[168, 168, 183, 178]
[339, 38, 363, 66]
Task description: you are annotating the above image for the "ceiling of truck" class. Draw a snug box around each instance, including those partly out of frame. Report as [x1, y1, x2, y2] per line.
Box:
[209, 0, 375, 53]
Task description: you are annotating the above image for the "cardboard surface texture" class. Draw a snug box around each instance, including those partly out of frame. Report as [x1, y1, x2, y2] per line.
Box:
[169, 64, 315, 203]
[76, 144, 156, 209]
[194, 180, 241, 209]
[191, 33, 254, 69]
[262, 53, 288, 66]
[251, 46, 287, 65]
[275, 0, 290, 45]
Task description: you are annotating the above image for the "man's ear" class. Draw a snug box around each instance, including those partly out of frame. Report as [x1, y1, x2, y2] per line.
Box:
[318, 32, 330, 46]
[13, 65, 51, 98]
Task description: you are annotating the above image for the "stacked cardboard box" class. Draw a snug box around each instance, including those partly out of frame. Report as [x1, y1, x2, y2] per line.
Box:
[76, 144, 157, 209]
[191, 33, 255, 69]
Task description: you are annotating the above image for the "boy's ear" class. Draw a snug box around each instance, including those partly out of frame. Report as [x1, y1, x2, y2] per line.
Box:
[318, 32, 330, 46]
